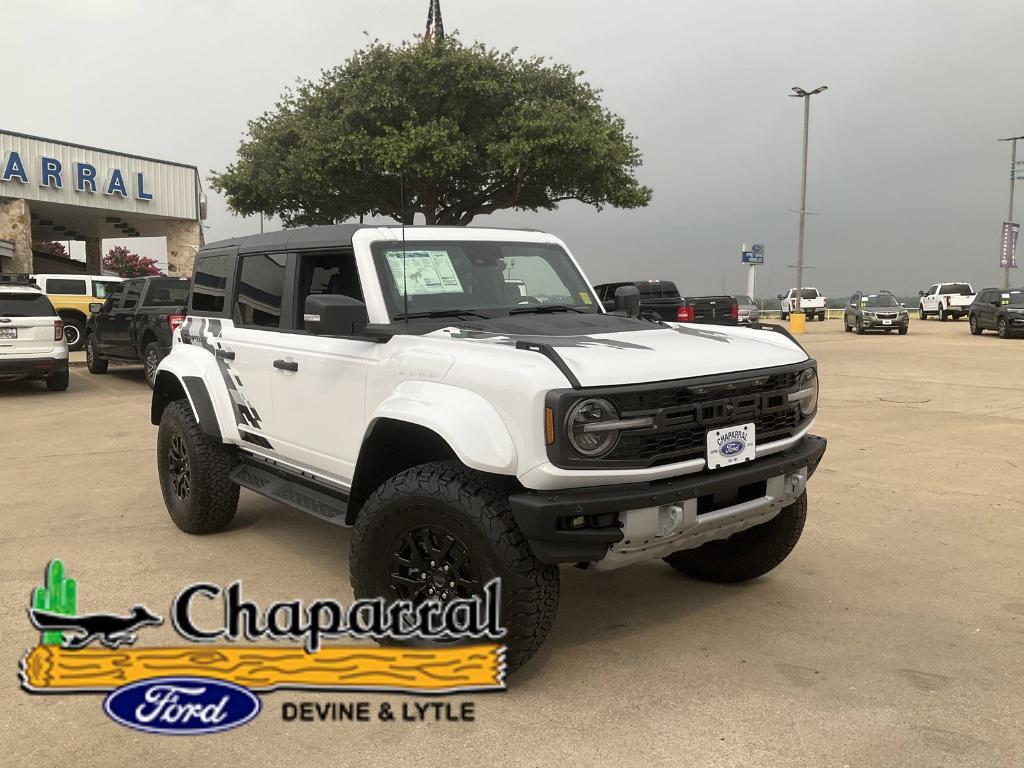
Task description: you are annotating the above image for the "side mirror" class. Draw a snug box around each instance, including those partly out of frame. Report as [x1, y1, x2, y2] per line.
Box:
[918, 290, 924, 297]
[849, 302, 857, 309]
[612, 285, 641, 318]
[304, 294, 369, 336]
[601, 299, 615, 312]
[776, 294, 784, 301]
[900, 302, 906, 308]
[89, 302, 103, 314]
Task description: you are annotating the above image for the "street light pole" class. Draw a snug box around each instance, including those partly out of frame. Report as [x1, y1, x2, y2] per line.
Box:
[790, 86, 827, 314]
[999, 134, 1023, 289]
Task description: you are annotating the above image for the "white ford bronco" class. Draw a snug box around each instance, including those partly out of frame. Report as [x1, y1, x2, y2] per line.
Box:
[151, 225, 826, 671]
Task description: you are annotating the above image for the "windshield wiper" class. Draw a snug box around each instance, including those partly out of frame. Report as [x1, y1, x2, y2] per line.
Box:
[392, 309, 492, 320]
[508, 304, 586, 315]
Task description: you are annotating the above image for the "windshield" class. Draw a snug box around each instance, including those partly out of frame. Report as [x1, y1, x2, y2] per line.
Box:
[372, 241, 598, 319]
[0, 292, 55, 317]
[940, 283, 972, 295]
[1001, 290, 1024, 306]
[862, 294, 899, 307]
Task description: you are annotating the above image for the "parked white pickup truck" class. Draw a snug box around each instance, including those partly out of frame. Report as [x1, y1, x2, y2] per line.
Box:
[918, 282, 975, 321]
[779, 288, 827, 321]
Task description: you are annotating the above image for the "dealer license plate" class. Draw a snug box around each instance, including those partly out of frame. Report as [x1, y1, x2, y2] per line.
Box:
[882, 320, 892, 326]
[707, 422, 756, 470]
[0, 328, 16, 339]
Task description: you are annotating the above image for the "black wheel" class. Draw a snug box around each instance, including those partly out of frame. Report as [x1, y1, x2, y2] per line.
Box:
[918, 305, 926, 320]
[938, 305, 948, 321]
[45, 369, 69, 391]
[157, 399, 239, 534]
[969, 315, 982, 335]
[85, 334, 108, 374]
[664, 492, 807, 583]
[844, 319, 852, 332]
[855, 320, 865, 335]
[350, 461, 559, 674]
[143, 341, 161, 389]
[998, 318, 1009, 338]
[62, 317, 85, 351]
[898, 326, 908, 335]
[780, 311, 788, 321]
[818, 313, 826, 322]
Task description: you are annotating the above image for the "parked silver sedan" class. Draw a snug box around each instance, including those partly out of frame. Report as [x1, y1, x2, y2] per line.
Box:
[735, 295, 760, 323]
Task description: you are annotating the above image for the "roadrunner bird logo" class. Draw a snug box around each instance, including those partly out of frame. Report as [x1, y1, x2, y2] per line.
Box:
[29, 605, 163, 649]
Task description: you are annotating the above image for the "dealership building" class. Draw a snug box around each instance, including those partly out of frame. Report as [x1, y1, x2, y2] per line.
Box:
[0, 129, 205, 276]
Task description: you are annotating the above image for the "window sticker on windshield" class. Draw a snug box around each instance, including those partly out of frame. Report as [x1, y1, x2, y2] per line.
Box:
[579, 291, 592, 305]
[385, 250, 465, 296]
[861, 298, 869, 305]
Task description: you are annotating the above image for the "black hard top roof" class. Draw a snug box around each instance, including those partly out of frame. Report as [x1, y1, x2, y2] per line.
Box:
[202, 223, 545, 256]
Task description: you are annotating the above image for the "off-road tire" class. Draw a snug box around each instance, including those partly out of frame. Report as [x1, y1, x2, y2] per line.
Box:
[86, 334, 108, 374]
[998, 318, 1009, 339]
[62, 317, 85, 351]
[970, 315, 982, 335]
[350, 461, 560, 674]
[663, 492, 807, 583]
[157, 399, 239, 534]
[143, 341, 161, 389]
[46, 370, 69, 391]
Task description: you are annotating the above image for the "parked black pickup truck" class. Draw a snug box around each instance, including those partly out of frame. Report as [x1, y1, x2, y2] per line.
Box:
[85, 276, 190, 388]
[594, 280, 738, 325]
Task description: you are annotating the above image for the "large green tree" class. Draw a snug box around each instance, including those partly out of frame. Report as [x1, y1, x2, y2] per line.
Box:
[210, 37, 652, 226]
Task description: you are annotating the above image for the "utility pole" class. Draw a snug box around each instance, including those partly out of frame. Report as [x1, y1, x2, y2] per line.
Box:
[998, 134, 1023, 289]
[789, 86, 827, 314]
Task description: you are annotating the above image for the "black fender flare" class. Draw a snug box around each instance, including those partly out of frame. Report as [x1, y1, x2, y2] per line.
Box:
[151, 371, 222, 441]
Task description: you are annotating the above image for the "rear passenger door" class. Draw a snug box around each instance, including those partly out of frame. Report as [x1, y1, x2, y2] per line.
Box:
[269, 249, 377, 483]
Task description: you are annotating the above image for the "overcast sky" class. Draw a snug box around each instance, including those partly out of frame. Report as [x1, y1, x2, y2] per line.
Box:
[9, 0, 1024, 296]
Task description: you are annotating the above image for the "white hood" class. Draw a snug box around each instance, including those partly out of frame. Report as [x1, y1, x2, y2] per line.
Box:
[434, 322, 808, 387]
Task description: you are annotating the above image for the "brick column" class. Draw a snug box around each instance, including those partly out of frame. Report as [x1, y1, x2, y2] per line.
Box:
[0, 199, 33, 273]
[165, 220, 203, 276]
[85, 237, 102, 275]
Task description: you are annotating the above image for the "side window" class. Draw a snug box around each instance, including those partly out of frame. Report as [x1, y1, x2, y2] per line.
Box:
[236, 253, 287, 329]
[928, 285, 938, 295]
[191, 253, 233, 314]
[121, 281, 142, 310]
[46, 278, 88, 295]
[92, 280, 119, 299]
[101, 282, 125, 310]
[850, 294, 858, 304]
[294, 251, 364, 331]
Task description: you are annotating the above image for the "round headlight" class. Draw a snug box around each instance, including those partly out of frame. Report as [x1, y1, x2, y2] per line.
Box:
[796, 368, 818, 416]
[566, 397, 621, 457]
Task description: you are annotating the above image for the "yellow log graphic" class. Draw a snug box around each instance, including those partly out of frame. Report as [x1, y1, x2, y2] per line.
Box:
[21, 644, 504, 693]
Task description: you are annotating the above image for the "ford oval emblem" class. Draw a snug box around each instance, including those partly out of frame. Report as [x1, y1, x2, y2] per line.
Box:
[103, 676, 261, 735]
[720, 439, 746, 456]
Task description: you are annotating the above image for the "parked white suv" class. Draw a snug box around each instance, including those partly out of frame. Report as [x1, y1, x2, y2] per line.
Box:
[779, 287, 827, 321]
[150, 225, 826, 671]
[0, 275, 69, 390]
[918, 282, 975, 321]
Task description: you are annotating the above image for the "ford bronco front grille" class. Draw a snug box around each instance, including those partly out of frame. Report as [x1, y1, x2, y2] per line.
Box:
[545, 363, 814, 470]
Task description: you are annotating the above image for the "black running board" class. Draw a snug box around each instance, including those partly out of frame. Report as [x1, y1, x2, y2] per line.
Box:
[230, 460, 349, 525]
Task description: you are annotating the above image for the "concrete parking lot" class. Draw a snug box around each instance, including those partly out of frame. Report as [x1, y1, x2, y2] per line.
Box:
[1, 319, 1022, 767]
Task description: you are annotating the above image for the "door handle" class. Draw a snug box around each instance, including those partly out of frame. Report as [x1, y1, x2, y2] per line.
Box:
[215, 349, 235, 360]
[273, 359, 298, 372]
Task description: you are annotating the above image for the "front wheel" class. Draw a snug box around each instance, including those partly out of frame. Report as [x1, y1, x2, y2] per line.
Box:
[350, 462, 559, 674]
[157, 399, 239, 534]
[856, 320, 865, 335]
[898, 326, 908, 335]
[918, 305, 926, 320]
[664, 492, 807, 583]
[998, 318, 1009, 338]
[970, 315, 982, 335]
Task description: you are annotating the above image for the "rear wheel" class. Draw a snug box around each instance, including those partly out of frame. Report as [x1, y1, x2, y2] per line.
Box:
[664, 492, 807, 583]
[350, 461, 559, 674]
[45, 369, 69, 391]
[143, 341, 161, 389]
[62, 317, 85, 351]
[85, 334, 108, 374]
[157, 399, 239, 534]
[970, 315, 982, 335]
[939, 305, 948, 321]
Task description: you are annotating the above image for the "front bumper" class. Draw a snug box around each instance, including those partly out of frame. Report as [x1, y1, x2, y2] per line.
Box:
[862, 317, 909, 330]
[510, 435, 827, 565]
[0, 356, 68, 380]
